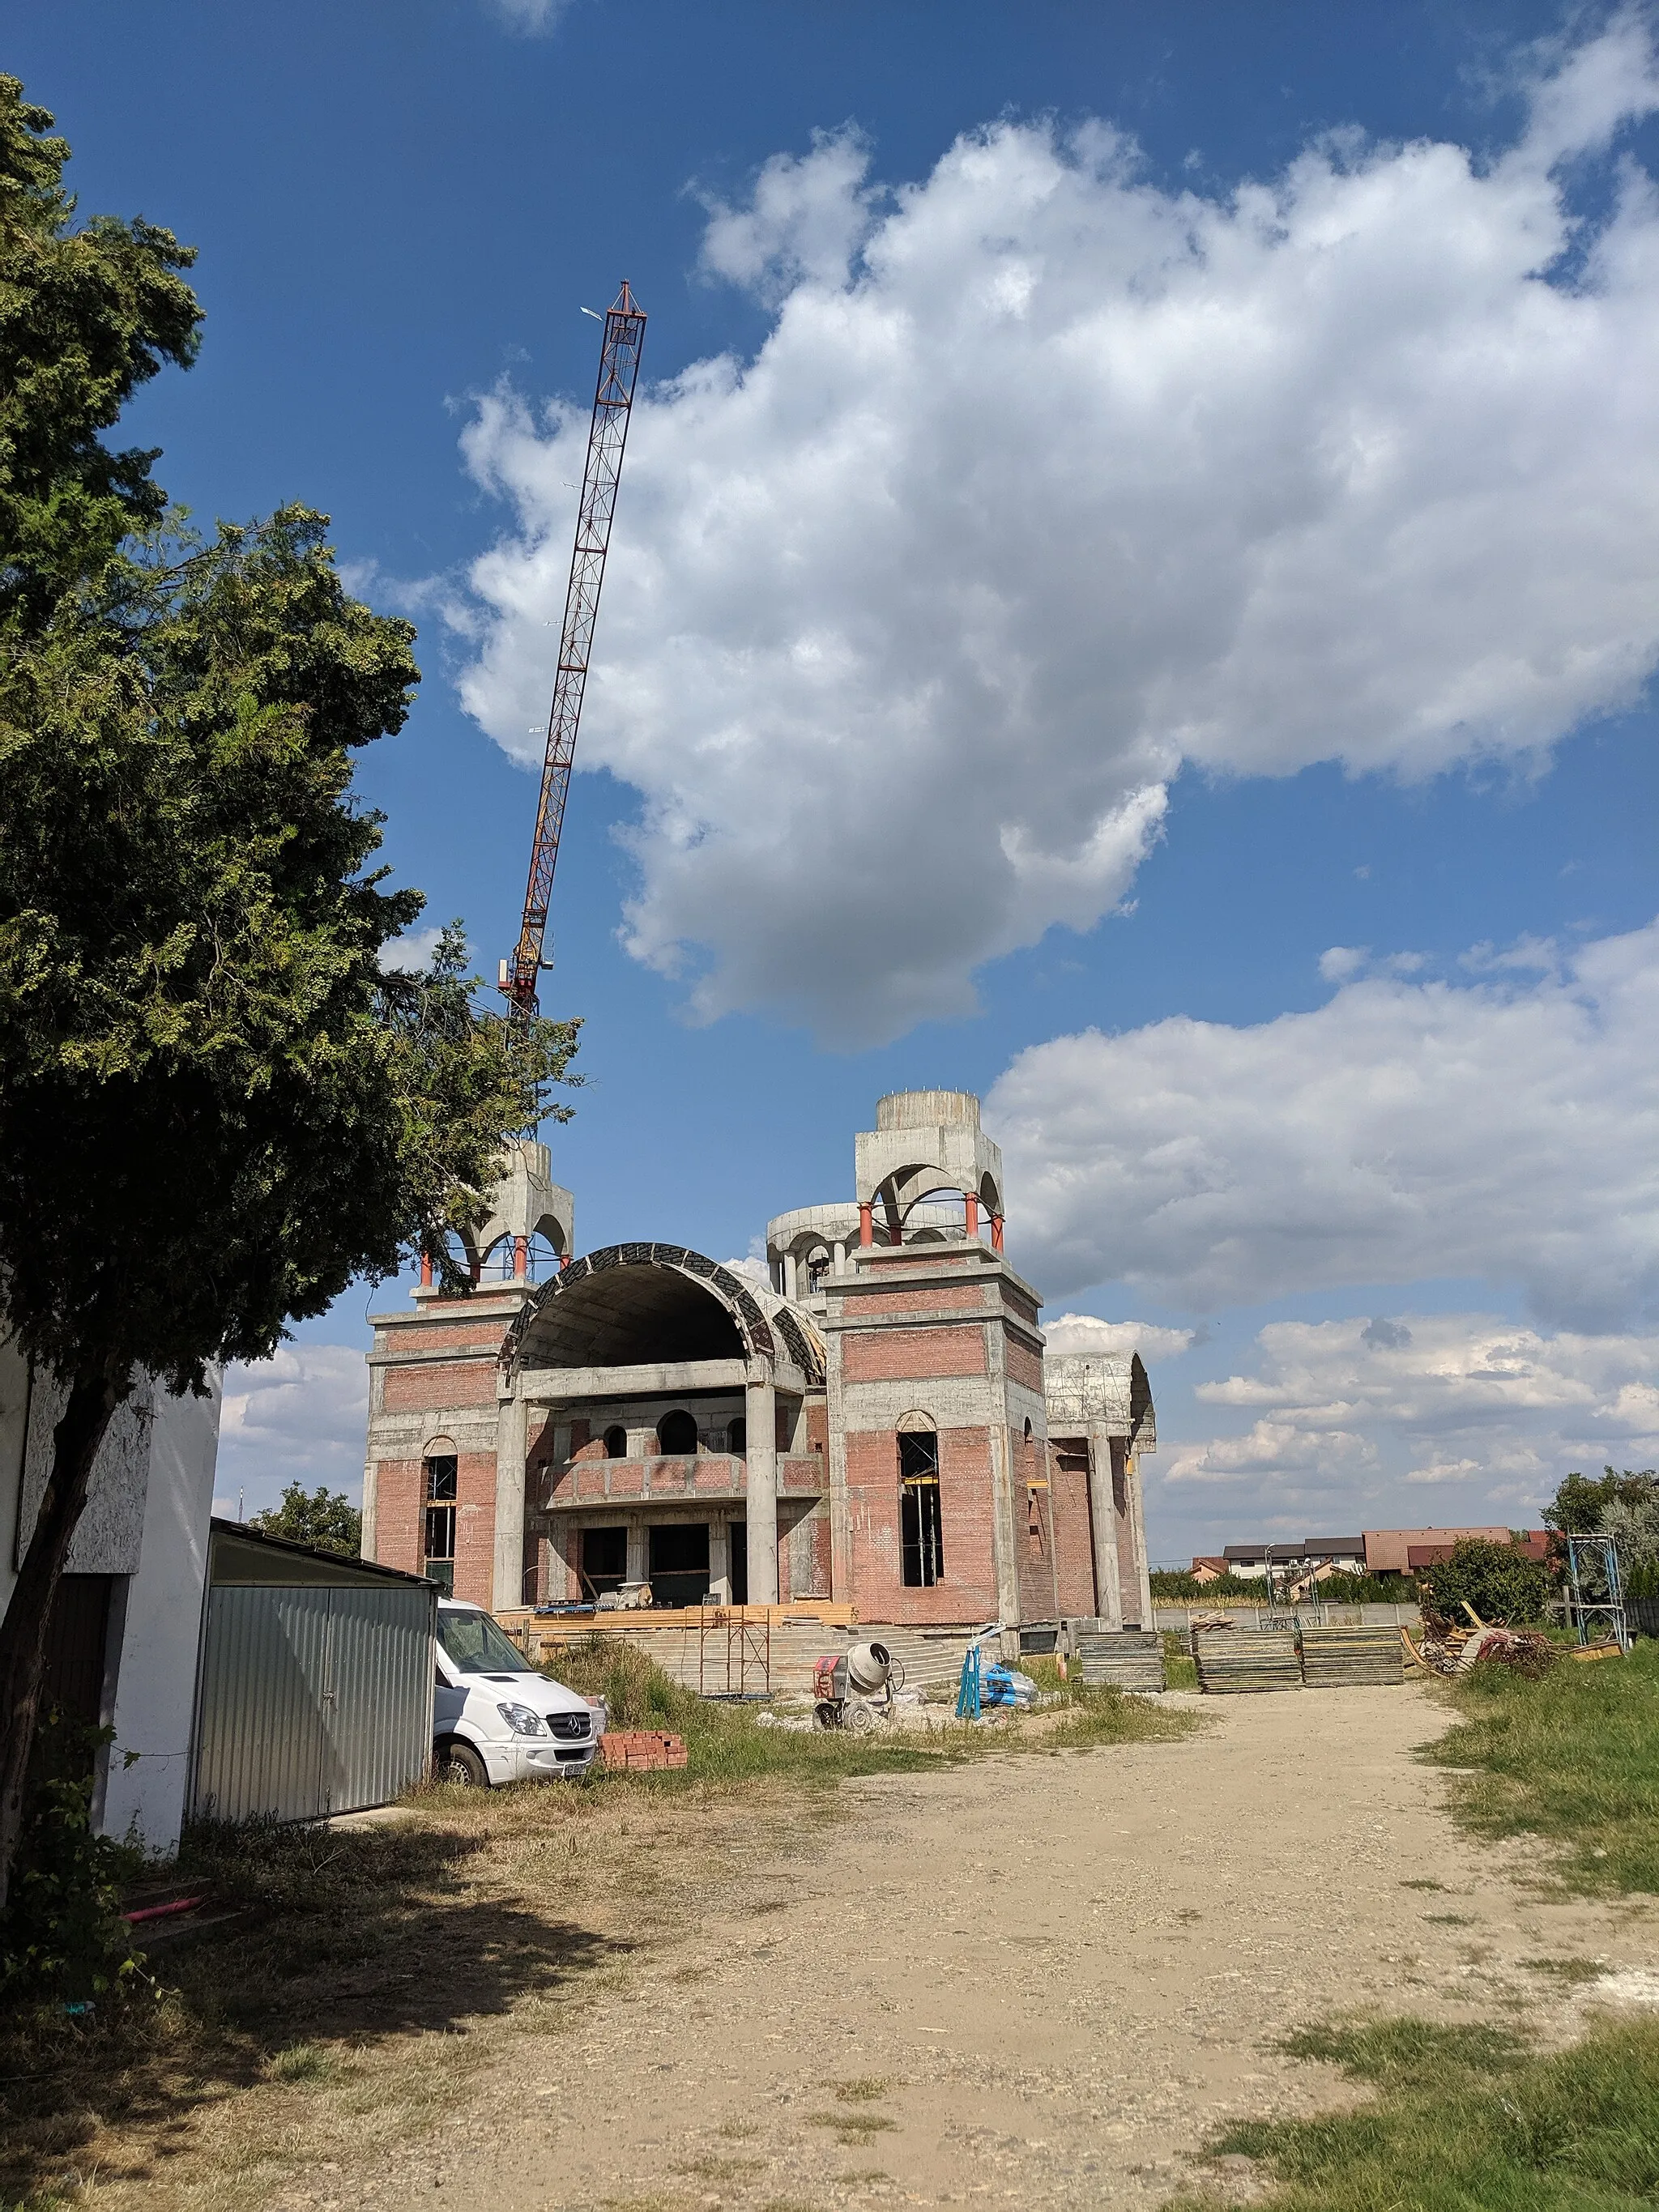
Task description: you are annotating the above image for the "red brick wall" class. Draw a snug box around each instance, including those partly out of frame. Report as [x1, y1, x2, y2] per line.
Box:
[854, 1282, 985, 1315]
[841, 1325, 987, 1383]
[373, 1459, 422, 1576]
[452, 1451, 497, 1605]
[381, 1319, 510, 1353]
[843, 1424, 1000, 1622]
[1004, 1336, 1043, 1392]
[381, 1359, 498, 1412]
[1049, 1455, 1098, 1617]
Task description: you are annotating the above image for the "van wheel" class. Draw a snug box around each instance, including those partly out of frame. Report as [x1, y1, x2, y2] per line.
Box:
[438, 1741, 488, 1787]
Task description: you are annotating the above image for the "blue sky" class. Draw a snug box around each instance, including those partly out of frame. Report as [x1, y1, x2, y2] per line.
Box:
[17, 1, 1659, 1555]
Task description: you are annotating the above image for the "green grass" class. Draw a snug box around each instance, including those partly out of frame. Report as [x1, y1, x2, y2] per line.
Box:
[1161, 1630, 1198, 1690]
[1167, 2014, 1659, 2212]
[1422, 1638, 1659, 1894]
[541, 1632, 1195, 1792]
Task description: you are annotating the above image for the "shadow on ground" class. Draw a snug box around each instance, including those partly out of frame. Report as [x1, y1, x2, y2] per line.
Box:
[0, 1812, 633, 2201]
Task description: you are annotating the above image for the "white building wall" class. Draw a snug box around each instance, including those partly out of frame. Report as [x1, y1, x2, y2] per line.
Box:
[100, 1383, 221, 1856]
[1, 1331, 222, 1860]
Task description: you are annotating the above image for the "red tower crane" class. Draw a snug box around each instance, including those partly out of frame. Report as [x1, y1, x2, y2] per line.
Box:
[503, 279, 646, 1025]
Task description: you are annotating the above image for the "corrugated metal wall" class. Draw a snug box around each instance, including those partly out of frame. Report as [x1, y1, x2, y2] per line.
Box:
[191, 1583, 436, 1823]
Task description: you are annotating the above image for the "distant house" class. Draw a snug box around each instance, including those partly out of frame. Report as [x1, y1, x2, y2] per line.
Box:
[1405, 1529, 1549, 1573]
[1190, 1556, 1230, 1583]
[1219, 1536, 1365, 1580]
[1365, 1526, 1546, 1576]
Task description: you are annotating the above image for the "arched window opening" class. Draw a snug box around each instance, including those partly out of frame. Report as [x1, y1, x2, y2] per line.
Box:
[657, 1408, 699, 1457]
[898, 1429, 945, 1588]
[423, 1452, 458, 1592]
[727, 1417, 747, 1455]
[1023, 1417, 1033, 1441]
[603, 1424, 628, 1460]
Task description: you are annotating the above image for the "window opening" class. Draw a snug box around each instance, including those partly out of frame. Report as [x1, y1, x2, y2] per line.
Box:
[898, 1430, 945, 1588]
[657, 1408, 698, 1456]
[603, 1424, 628, 1459]
[424, 1455, 457, 1592]
[648, 1520, 710, 1609]
[581, 1525, 628, 1599]
[727, 1416, 747, 1455]
[728, 1520, 748, 1605]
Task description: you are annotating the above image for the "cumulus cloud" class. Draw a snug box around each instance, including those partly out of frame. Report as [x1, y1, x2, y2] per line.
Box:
[1043, 1313, 1195, 1361]
[456, 17, 1659, 1042]
[216, 1345, 369, 1515]
[991, 916, 1659, 1328]
[1164, 1311, 1659, 1524]
[379, 925, 446, 975]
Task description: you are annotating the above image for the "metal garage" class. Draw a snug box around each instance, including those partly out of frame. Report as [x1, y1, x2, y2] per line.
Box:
[190, 1520, 437, 1823]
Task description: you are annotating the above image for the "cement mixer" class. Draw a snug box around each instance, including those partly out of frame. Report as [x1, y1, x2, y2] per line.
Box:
[812, 1640, 903, 1728]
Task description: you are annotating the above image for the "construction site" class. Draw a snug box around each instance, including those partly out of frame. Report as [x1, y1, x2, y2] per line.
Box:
[358, 283, 1159, 1698]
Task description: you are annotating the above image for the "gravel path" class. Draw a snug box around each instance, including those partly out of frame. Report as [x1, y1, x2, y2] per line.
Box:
[401, 1682, 1659, 2211]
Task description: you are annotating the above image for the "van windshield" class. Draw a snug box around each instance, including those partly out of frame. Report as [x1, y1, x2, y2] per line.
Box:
[438, 1608, 531, 1675]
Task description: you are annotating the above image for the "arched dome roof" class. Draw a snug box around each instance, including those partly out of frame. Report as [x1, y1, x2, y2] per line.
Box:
[502, 1243, 825, 1383]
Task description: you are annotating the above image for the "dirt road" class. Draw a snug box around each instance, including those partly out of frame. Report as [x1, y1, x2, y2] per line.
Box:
[371, 1684, 1659, 2212]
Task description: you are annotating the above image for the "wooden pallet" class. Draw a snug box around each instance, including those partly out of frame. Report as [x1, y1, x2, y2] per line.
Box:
[1192, 1627, 1302, 1694]
[1076, 1630, 1167, 1693]
[1300, 1625, 1405, 1688]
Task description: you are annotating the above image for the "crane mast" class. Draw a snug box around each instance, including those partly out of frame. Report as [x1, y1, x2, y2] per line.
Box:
[505, 279, 646, 1024]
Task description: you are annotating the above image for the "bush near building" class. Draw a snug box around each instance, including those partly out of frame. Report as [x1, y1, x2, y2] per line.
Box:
[1418, 1536, 1550, 1626]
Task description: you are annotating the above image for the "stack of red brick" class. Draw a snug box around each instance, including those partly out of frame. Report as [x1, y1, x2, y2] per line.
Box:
[599, 1729, 688, 1772]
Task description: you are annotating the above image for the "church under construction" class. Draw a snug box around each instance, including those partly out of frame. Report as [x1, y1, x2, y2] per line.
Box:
[360, 1089, 1154, 1639]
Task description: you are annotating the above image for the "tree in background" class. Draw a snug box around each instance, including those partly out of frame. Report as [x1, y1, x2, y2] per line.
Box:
[1544, 1467, 1659, 1600]
[1417, 1538, 1550, 1627]
[248, 1484, 362, 1557]
[0, 81, 580, 1908]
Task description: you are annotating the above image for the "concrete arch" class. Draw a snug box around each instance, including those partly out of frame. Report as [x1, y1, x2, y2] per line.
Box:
[503, 1243, 826, 1386]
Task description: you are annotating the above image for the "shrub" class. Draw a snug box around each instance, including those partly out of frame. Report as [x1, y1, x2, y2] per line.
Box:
[0, 1710, 144, 2005]
[1418, 1536, 1550, 1626]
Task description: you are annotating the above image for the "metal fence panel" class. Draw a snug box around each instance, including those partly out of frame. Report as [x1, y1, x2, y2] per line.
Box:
[192, 1583, 435, 1823]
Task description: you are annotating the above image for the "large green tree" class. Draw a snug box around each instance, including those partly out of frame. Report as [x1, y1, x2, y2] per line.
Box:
[249, 1483, 362, 1557]
[0, 81, 578, 1904]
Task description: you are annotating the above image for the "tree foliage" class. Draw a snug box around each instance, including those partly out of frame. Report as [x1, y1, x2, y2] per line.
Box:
[0, 77, 579, 1907]
[1418, 1538, 1550, 1627]
[248, 1482, 362, 1558]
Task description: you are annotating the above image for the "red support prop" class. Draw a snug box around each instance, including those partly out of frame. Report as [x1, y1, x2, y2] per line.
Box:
[420, 1252, 433, 1289]
[513, 1234, 529, 1277]
[964, 1193, 979, 1241]
[859, 1201, 874, 1248]
[991, 1213, 1004, 1254]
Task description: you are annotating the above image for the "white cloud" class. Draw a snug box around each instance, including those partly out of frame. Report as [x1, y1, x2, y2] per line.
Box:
[217, 1345, 369, 1514]
[1043, 1313, 1195, 1361]
[455, 18, 1659, 1042]
[1163, 1311, 1659, 1524]
[484, 0, 569, 32]
[379, 926, 446, 975]
[991, 916, 1659, 1329]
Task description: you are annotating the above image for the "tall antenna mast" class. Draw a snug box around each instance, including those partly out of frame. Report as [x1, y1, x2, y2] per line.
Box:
[505, 279, 646, 1025]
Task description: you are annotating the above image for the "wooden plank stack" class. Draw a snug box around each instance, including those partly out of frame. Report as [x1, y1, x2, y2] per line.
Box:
[1192, 1627, 1302, 1694]
[1300, 1625, 1405, 1687]
[1076, 1630, 1166, 1692]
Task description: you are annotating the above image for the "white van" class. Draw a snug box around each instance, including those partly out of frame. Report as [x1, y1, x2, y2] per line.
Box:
[433, 1597, 606, 1786]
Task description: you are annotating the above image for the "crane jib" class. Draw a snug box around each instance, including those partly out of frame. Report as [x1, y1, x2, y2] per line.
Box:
[507, 280, 646, 1021]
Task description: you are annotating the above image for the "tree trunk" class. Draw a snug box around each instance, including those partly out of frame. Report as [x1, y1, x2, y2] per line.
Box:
[0, 1360, 129, 1912]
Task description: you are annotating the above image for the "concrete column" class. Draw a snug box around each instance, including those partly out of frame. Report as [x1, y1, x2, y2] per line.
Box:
[492, 1392, 529, 1613]
[1126, 1452, 1154, 1629]
[744, 1368, 779, 1605]
[1086, 1420, 1124, 1630]
[708, 1519, 731, 1603]
[832, 1238, 847, 1276]
[785, 1250, 800, 1302]
[626, 1519, 647, 1584]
